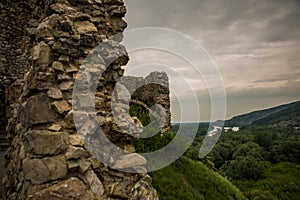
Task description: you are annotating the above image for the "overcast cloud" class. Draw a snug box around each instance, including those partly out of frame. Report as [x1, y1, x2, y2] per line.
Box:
[123, 0, 300, 122]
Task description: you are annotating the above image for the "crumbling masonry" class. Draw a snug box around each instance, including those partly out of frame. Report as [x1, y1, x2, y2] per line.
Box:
[0, 0, 171, 199]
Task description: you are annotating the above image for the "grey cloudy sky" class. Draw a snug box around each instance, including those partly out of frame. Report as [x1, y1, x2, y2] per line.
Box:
[122, 0, 300, 122]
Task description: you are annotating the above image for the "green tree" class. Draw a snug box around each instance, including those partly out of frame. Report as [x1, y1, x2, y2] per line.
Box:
[223, 156, 267, 180]
[249, 190, 277, 200]
[233, 142, 264, 160]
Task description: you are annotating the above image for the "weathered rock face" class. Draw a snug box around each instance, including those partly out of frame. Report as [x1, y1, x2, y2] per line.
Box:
[1, 0, 161, 200]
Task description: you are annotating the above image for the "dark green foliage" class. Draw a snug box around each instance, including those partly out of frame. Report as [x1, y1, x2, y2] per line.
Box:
[253, 130, 275, 150]
[130, 103, 174, 152]
[233, 162, 300, 200]
[151, 156, 247, 200]
[233, 142, 264, 160]
[203, 125, 300, 199]
[220, 142, 269, 180]
[133, 131, 174, 153]
[221, 156, 268, 180]
[130, 101, 300, 199]
[130, 105, 246, 199]
[248, 190, 277, 200]
[270, 140, 300, 164]
[129, 103, 151, 126]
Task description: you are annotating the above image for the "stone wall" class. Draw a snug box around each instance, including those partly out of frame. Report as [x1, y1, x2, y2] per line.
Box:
[1, 0, 161, 199]
[0, 1, 35, 197]
[0, 0, 34, 82]
[0, 151, 5, 198]
[0, 89, 6, 131]
[0, 0, 35, 132]
[122, 72, 171, 133]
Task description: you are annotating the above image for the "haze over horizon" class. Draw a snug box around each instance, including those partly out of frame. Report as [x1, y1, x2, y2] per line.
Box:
[123, 0, 300, 122]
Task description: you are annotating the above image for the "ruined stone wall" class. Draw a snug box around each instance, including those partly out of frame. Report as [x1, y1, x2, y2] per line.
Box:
[0, 1, 36, 196]
[0, 0, 35, 132]
[0, 0, 34, 81]
[122, 72, 172, 133]
[2, 0, 159, 199]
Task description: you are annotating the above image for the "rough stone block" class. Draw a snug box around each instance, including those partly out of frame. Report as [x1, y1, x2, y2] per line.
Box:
[25, 130, 68, 156]
[82, 170, 104, 196]
[52, 100, 71, 114]
[74, 21, 97, 34]
[47, 87, 63, 99]
[112, 153, 147, 169]
[33, 42, 52, 66]
[20, 94, 58, 127]
[26, 177, 90, 200]
[65, 146, 87, 159]
[69, 134, 84, 146]
[52, 61, 64, 72]
[23, 156, 67, 185]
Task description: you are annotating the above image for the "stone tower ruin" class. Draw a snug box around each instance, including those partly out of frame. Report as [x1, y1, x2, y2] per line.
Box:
[0, 0, 171, 199]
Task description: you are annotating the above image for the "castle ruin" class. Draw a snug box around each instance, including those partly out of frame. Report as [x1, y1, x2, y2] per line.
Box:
[0, 0, 171, 199]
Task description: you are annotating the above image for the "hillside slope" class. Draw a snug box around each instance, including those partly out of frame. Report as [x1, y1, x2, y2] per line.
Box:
[151, 156, 247, 200]
[252, 102, 300, 126]
[226, 101, 300, 127]
[131, 103, 246, 200]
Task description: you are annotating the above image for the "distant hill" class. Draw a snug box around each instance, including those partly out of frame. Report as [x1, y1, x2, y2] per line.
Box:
[226, 101, 300, 127]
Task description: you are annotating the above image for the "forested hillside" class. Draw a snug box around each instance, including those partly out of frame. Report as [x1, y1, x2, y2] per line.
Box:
[130, 104, 246, 199]
[186, 125, 300, 200]
[226, 101, 300, 127]
[131, 103, 300, 200]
